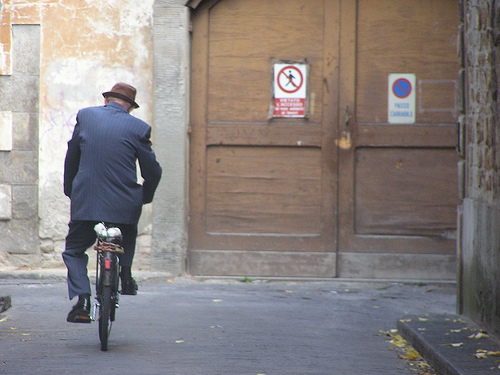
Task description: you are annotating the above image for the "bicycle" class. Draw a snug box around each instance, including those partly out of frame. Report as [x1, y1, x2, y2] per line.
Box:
[91, 223, 124, 351]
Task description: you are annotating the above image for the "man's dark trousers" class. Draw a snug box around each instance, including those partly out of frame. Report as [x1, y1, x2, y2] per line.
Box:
[62, 220, 137, 300]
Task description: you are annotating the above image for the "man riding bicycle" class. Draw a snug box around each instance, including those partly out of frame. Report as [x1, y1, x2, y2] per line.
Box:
[63, 82, 162, 323]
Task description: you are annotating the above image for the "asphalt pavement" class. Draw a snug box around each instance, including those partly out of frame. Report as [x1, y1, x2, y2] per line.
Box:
[0, 271, 471, 375]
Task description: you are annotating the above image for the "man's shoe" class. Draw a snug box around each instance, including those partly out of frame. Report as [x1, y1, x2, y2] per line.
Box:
[121, 277, 138, 295]
[67, 294, 92, 323]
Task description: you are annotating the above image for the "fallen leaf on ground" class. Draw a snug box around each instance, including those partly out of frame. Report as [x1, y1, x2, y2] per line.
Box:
[398, 348, 421, 361]
[469, 332, 489, 339]
[390, 335, 408, 348]
[474, 349, 500, 358]
[382, 329, 438, 374]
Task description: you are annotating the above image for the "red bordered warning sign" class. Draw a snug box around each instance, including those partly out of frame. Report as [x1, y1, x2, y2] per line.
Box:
[273, 63, 307, 118]
[277, 66, 304, 94]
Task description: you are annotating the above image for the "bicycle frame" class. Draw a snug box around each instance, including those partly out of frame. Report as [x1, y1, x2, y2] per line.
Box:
[91, 244, 121, 321]
[91, 224, 124, 351]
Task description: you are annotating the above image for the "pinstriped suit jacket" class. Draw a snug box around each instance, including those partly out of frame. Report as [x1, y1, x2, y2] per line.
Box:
[64, 102, 162, 224]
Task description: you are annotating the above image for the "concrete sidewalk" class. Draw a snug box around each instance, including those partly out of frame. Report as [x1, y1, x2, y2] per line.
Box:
[0, 267, 174, 283]
[398, 313, 500, 375]
[0, 270, 496, 374]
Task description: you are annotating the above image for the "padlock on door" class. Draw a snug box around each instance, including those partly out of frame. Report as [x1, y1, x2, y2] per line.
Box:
[335, 105, 352, 150]
[336, 130, 352, 150]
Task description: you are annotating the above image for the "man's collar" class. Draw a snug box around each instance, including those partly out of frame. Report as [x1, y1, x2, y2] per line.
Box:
[106, 101, 128, 112]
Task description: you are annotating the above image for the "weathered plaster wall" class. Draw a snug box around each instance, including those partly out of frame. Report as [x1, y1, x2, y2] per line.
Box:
[0, 0, 159, 269]
[458, 0, 500, 334]
[39, 0, 156, 269]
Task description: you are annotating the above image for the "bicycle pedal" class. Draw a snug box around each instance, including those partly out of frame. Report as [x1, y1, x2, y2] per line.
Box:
[73, 315, 92, 324]
[91, 302, 99, 321]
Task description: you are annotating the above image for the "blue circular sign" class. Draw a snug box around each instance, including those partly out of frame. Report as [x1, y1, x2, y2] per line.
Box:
[392, 78, 412, 99]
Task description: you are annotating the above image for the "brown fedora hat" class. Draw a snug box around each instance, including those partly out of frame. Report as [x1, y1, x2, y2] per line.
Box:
[102, 82, 140, 108]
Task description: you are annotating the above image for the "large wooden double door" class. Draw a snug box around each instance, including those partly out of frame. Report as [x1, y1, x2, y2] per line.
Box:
[187, 0, 459, 278]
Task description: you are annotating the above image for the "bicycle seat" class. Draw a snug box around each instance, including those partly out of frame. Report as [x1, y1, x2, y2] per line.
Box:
[94, 223, 123, 244]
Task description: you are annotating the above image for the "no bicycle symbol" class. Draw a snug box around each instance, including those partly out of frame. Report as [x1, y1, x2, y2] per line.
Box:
[277, 65, 304, 94]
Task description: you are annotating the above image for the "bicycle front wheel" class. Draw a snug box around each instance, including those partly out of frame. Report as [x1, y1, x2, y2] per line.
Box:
[99, 285, 112, 351]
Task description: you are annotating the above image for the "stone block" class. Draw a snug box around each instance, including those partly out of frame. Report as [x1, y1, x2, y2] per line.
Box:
[460, 199, 500, 334]
[338, 252, 456, 280]
[40, 239, 54, 254]
[0, 184, 12, 219]
[0, 219, 38, 254]
[12, 25, 40, 75]
[13, 112, 37, 151]
[0, 111, 12, 151]
[12, 184, 37, 220]
[0, 23, 12, 76]
[0, 150, 38, 184]
[0, 74, 39, 112]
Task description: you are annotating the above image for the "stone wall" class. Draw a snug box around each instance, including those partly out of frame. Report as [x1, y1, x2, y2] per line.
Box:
[151, 1, 190, 273]
[0, 0, 190, 274]
[458, 0, 500, 334]
[0, 24, 40, 267]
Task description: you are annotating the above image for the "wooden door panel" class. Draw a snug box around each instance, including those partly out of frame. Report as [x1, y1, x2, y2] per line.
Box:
[206, 146, 322, 235]
[206, 124, 323, 147]
[189, 0, 458, 278]
[207, 59, 273, 122]
[208, 1, 325, 57]
[188, 0, 339, 276]
[356, 0, 459, 124]
[207, 59, 326, 123]
[337, 0, 460, 277]
[354, 147, 459, 236]
[208, 0, 326, 123]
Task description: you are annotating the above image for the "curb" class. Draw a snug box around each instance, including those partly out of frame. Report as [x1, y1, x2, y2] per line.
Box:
[0, 269, 174, 283]
[0, 269, 67, 282]
[398, 314, 500, 375]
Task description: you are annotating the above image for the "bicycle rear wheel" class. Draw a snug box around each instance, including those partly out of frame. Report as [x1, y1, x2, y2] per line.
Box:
[99, 285, 112, 351]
